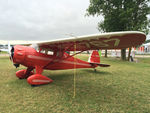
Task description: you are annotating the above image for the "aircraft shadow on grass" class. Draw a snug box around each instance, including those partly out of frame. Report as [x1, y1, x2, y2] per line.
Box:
[45, 69, 112, 82]
[81, 69, 112, 75]
[47, 73, 72, 81]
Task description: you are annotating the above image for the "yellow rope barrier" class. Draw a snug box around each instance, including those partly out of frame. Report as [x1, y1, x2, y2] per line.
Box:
[73, 42, 77, 98]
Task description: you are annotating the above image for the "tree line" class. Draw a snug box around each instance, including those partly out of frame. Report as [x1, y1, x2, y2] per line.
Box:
[86, 0, 150, 60]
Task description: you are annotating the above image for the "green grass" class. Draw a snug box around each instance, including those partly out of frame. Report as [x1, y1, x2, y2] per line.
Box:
[0, 56, 150, 113]
[0, 51, 7, 54]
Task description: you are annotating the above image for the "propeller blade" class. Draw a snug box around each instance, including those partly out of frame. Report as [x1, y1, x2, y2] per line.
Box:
[8, 42, 11, 56]
[7, 43, 20, 68]
[8, 42, 16, 66]
[8, 42, 13, 61]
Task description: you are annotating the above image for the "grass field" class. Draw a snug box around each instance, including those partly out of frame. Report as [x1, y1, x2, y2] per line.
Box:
[0, 51, 7, 54]
[0, 55, 150, 113]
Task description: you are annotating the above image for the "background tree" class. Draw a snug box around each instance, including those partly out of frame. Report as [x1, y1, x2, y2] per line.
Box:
[86, 0, 150, 60]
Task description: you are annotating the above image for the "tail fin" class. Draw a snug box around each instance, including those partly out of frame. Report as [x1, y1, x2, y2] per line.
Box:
[88, 50, 100, 64]
[88, 50, 110, 67]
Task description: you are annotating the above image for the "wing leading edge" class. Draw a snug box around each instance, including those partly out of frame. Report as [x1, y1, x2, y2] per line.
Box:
[36, 31, 146, 51]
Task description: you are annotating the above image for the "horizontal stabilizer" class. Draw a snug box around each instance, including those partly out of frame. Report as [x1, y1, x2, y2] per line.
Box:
[90, 62, 110, 67]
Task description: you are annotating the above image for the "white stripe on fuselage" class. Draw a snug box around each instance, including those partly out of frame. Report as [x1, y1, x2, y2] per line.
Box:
[32, 79, 50, 83]
[27, 55, 52, 61]
[61, 60, 90, 66]
[27, 55, 90, 67]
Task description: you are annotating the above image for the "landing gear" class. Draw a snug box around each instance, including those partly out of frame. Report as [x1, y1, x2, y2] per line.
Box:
[27, 74, 53, 85]
[16, 67, 34, 79]
[27, 66, 53, 86]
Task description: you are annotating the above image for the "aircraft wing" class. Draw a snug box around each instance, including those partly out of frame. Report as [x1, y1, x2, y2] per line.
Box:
[36, 31, 146, 51]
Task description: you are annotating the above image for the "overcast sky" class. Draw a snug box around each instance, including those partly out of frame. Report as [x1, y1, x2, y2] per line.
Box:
[0, 0, 149, 41]
[0, 0, 102, 40]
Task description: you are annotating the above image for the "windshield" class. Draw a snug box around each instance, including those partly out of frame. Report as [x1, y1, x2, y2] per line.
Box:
[30, 44, 39, 51]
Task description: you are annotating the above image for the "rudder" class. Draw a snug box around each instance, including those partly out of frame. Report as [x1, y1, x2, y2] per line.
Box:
[88, 50, 100, 63]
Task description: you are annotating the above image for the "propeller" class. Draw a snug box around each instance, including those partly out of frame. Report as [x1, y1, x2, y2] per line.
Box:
[8, 42, 13, 60]
[8, 42, 20, 68]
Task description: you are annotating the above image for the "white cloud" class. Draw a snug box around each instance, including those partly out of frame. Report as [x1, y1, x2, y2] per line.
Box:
[0, 0, 101, 40]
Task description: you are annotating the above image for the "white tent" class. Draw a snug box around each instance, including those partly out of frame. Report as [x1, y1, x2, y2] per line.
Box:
[143, 42, 150, 53]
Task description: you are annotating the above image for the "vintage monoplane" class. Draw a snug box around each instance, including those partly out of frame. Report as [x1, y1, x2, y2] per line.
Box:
[8, 31, 146, 86]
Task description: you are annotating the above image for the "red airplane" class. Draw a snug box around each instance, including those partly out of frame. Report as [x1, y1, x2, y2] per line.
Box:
[9, 31, 146, 86]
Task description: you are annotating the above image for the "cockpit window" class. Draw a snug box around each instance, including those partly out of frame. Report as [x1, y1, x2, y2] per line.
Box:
[30, 44, 39, 51]
[47, 51, 54, 55]
[40, 49, 54, 55]
[40, 50, 45, 54]
[30, 44, 54, 55]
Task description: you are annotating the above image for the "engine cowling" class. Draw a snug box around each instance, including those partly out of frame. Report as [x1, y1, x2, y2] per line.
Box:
[12, 45, 26, 65]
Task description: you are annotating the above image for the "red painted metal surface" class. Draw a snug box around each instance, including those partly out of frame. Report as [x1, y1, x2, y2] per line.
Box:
[88, 50, 100, 63]
[16, 69, 34, 79]
[27, 74, 53, 85]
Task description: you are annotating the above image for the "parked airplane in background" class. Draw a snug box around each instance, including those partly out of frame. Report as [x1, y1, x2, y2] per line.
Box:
[0, 44, 9, 52]
[8, 31, 146, 86]
[0, 49, 8, 52]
